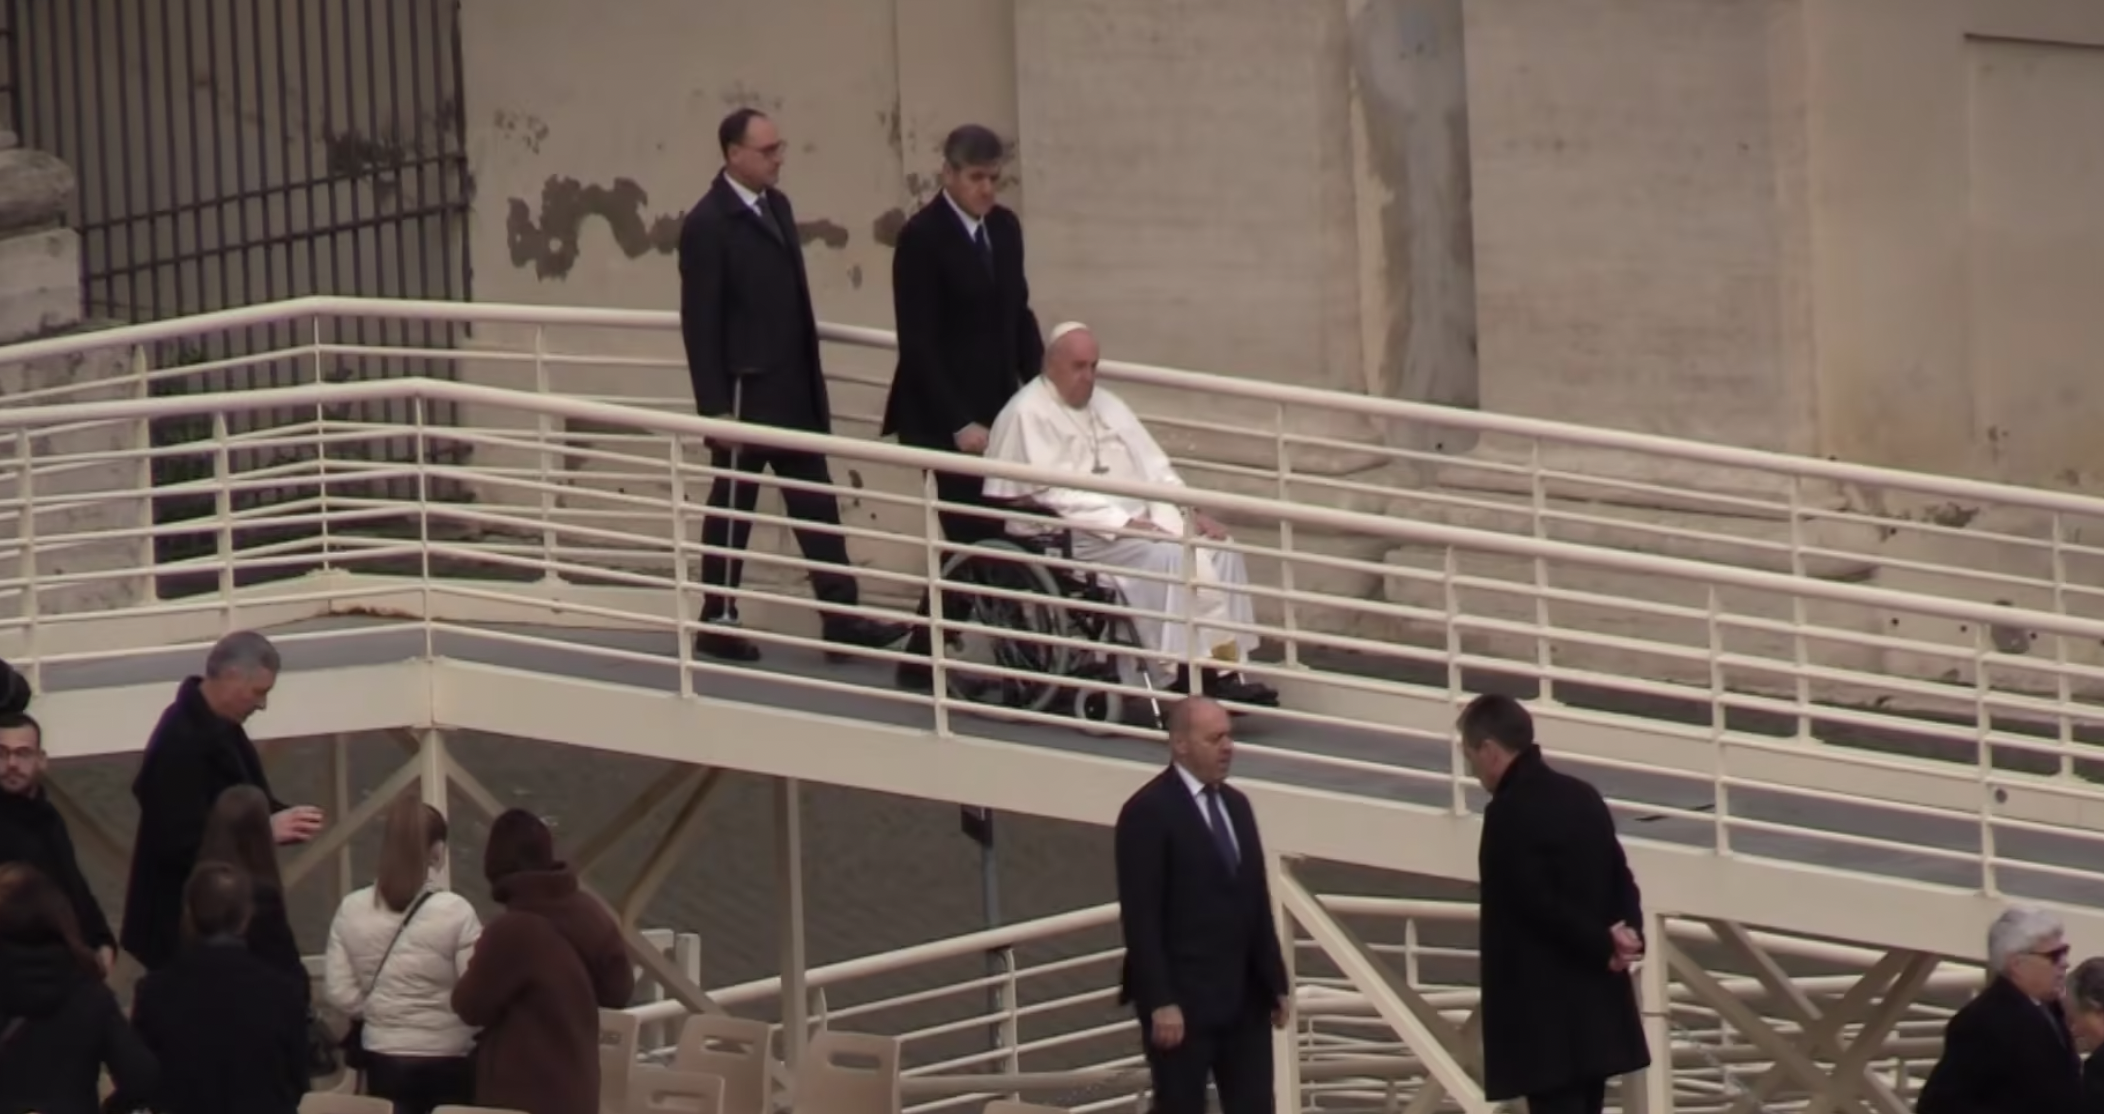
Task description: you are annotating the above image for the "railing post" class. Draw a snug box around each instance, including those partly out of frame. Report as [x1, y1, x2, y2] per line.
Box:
[1707, 586, 1730, 857]
[14, 429, 36, 684]
[1974, 623, 1998, 898]
[1443, 546, 1466, 815]
[128, 345, 157, 603]
[311, 315, 333, 571]
[414, 397, 434, 662]
[776, 777, 809, 1069]
[998, 946, 1021, 1091]
[533, 326, 558, 582]
[1788, 476, 1812, 743]
[1275, 402, 1300, 670]
[1635, 908, 1673, 1114]
[670, 434, 694, 698]
[2051, 512, 2073, 778]
[1270, 853, 1301, 1114]
[1530, 438, 1554, 705]
[213, 411, 234, 628]
[925, 470, 949, 736]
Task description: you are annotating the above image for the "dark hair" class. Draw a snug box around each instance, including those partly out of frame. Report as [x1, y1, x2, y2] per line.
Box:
[377, 796, 447, 913]
[0, 710, 41, 748]
[1457, 693, 1535, 754]
[0, 862, 97, 973]
[484, 808, 556, 886]
[718, 108, 768, 158]
[941, 124, 1005, 170]
[0, 661, 32, 717]
[184, 861, 254, 940]
[199, 784, 283, 892]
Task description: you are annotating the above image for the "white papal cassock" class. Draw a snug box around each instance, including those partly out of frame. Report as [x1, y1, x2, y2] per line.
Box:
[983, 376, 1259, 669]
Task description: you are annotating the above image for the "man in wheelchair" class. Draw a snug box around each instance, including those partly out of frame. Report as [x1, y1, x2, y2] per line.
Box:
[977, 322, 1279, 709]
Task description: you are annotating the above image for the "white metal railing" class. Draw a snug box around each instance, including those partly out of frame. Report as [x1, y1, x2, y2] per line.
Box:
[9, 296, 2104, 650]
[2, 325, 2104, 909]
[619, 895, 1964, 1113]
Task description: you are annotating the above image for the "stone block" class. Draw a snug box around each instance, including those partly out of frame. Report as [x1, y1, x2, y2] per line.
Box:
[0, 149, 76, 236]
[0, 345, 152, 619]
[0, 228, 83, 343]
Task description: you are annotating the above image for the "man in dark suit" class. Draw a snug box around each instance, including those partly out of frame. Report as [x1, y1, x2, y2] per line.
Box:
[881, 123, 1043, 690]
[1114, 696, 1289, 1114]
[119, 631, 323, 972]
[1460, 694, 1650, 1114]
[1918, 905, 2084, 1114]
[679, 107, 907, 663]
[0, 711, 117, 975]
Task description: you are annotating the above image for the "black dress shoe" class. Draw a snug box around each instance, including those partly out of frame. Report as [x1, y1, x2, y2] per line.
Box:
[693, 628, 761, 663]
[822, 616, 910, 663]
[1208, 671, 1280, 708]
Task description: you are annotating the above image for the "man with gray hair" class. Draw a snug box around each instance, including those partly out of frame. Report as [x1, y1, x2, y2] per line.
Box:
[1917, 904, 2084, 1113]
[118, 631, 325, 971]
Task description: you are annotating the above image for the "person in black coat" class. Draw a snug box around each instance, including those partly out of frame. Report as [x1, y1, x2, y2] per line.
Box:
[1459, 694, 1650, 1114]
[0, 863, 156, 1114]
[2063, 956, 2104, 1109]
[1918, 905, 2085, 1114]
[0, 711, 116, 972]
[1114, 697, 1289, 1114]
[881, 123, 1044, 691]
[678, 107, 906, 665]
[119, 631, 324, 972]
[127, 862, 309, 1114]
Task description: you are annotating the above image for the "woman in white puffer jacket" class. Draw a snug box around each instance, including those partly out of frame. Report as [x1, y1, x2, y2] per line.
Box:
[325, 794, 483, 1114]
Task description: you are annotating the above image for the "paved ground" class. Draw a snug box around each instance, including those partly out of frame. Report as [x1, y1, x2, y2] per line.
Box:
[41, 616, 2000, 1092]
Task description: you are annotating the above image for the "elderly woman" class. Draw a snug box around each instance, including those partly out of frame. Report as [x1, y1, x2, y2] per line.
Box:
[2064, 958, 2104, 1108]
[1918, 905, 2084, 1114]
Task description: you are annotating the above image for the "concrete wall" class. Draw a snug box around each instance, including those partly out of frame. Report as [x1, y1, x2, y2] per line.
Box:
[452, 0, 2104, 683]
[0, 136, 151, 619]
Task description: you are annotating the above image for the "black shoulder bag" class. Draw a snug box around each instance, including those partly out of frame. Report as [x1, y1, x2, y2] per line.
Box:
[341, 889, 436, 1073]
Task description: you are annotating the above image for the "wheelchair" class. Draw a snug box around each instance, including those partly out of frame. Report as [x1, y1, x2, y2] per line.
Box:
[931, 518, 1165, 731]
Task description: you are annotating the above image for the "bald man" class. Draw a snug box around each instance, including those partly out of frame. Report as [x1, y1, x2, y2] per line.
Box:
[983, 324, 1277, 707]
[1114, 697, 1289, 1114]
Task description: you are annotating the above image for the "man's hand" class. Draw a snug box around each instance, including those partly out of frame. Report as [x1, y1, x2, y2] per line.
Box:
[1149, 1004, 1186, 1049]
[1272, 995, 1291, 1030]
[954, 424, 991, 455]
[1190, 512, 1228, 540]
[271, 805, 326, 845]
[1609, 921, 1645, 972]
[96, 946, 115, 978]
[1125, 516, 1167, 535]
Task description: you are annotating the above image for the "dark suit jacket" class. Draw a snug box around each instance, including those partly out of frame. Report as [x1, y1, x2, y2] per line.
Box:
[678, 172, 830, 432]
[1477, 748, 1651, 1100]
[129, 938, 310, 1114]
[0, 941, 157, 1114]
[881, 196, 1042, 447]
[1919, 976, 2084, 1114]
[119, 677, 289, 970]
[1114, 767, 1288, 1028]
[0, 785, 115, 950]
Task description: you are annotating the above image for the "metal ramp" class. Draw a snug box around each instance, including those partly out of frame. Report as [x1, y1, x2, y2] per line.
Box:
[11, 299, 2104, 1111]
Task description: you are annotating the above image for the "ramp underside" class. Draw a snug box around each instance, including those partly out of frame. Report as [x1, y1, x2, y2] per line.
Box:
[33, 614, 2094, 961]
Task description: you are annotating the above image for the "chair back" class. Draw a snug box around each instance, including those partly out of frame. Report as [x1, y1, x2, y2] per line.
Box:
[626, 1065, 726, 1114]
[601, 1008, 642, 1114]
[789, 1031, 900, 1114]
[671, 1014, 775, 1114]
[300, 1096, 392, 1114]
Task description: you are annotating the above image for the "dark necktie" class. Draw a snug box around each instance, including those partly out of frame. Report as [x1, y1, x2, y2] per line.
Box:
[753, 195, 784, 243]
[972, 223, 993, 273]
[1202, 786, 1239, 870]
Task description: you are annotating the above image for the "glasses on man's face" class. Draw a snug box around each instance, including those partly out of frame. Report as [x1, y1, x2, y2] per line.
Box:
[2035, 945, 2073, 965]
[0, 747, 37, 766]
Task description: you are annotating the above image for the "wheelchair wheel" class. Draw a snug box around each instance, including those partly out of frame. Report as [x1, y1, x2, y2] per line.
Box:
[1071, 684, 1124, 727]
[937, 541, 1072, 715]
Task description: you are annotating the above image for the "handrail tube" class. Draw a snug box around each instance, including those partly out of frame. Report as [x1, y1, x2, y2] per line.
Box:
[8, 294, 2104, 521]
[5, 374, 2103, 647]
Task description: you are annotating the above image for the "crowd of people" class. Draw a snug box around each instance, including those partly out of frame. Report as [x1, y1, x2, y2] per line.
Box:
[0, 631, 632, 1114]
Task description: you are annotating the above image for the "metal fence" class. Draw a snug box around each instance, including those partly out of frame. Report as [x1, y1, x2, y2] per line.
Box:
[4, 0, 471, 573]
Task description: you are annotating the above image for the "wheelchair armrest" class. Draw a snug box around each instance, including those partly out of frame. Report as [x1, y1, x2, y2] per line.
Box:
[985, 497, 1077, 559]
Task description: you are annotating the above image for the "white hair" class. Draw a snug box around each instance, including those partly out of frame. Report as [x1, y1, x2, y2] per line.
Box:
[1987, 905, 2064, 972]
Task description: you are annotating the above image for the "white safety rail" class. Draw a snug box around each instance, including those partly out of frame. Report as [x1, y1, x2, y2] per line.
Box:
[624, 896, 1969, 1114]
